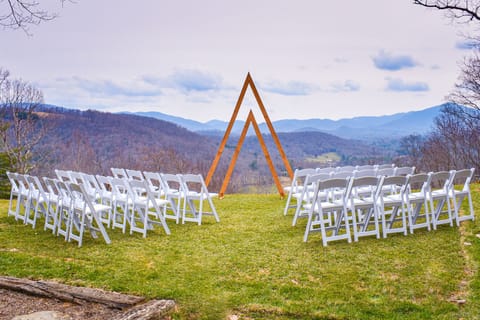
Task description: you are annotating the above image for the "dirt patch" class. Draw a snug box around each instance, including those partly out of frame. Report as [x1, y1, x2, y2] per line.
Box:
[0, 288, 121, 320]
[0, 277, 175, 320]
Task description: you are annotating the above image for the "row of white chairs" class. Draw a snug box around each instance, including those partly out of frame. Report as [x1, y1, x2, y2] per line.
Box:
[6, 169, 220, 247]
[284, 165, 415, 216]
[285, 168, 475, 246]
[7, 172, 112, 247]
[317, 164, 395, 174]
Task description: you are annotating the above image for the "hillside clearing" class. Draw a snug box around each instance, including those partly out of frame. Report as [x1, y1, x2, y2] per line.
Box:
[0, 186, 479, 319]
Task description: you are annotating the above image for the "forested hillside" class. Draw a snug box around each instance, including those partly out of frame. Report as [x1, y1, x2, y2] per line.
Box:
[29, 107, 396, 193]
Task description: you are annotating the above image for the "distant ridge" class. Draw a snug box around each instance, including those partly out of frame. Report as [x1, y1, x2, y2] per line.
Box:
[129, 103, 451, 140]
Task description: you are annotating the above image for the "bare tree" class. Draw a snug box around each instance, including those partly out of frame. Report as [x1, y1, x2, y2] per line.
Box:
[402, 105, 480, 172]
[413, 0, 480, 22]
[0, 68, 49, 173]
[414, 0, 480, 117]
[0, 0, 72, 34]
[447, 52, 480, 116]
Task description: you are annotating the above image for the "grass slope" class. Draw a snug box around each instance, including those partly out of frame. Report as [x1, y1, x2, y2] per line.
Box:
[0, 186, 479, 319]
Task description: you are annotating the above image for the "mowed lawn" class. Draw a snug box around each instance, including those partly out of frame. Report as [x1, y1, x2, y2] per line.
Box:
[1, 185, 480, 319]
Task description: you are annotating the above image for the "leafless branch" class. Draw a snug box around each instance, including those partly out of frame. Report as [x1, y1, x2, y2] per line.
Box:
[413, 0, 480, 22]
[0, 0, 73, 35]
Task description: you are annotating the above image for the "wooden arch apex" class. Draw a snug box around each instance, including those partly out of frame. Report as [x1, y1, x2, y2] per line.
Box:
[205, 73, 294, 198]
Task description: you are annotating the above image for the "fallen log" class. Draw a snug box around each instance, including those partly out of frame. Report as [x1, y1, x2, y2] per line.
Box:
[113, 299, 176, 320]
[0, 276, 144, 309]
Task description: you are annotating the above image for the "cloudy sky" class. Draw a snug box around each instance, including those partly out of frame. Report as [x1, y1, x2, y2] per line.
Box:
[1, 0, 476, 122]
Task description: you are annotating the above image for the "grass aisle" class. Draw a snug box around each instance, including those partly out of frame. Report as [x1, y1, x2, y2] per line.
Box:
[0, 187, 479, 319]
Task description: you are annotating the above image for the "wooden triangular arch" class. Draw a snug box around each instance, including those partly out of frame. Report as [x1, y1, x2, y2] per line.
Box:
[205, 73, 294, 198]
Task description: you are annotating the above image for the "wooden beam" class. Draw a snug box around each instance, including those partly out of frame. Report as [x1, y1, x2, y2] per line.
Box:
[205, 73, 250, 187]
[218, 111, 254, 198]
[249, 111, 285, 197]
[247, 73, 294, 180]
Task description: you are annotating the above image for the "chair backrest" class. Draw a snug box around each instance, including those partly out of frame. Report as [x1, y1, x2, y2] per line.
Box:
[297, 173, 331, 202]
[95, 175, 112, 194]
[82, 173, 100, 194]
[450, 168, 475, 191]
[126, 169, 144, 181]
[160, 173, 182, 193]
[336, 165, 355, 172]
[24, 175, 40, 198]
[429, 171, 452, 190]
[395, 166, 415, 176]
[55, 169, 72, 182]
[15, 174, 30, 194]
[347, 176, 379, 200]
[179, 174, 208, 194]
[6, 172, 20, 192]
[55, 180, 72, 204]
[68, 182, 87, 209]
[331, 171, 353, 179]
[376, 167, 395, 177]
[356, 164, 375, 171]
[111, 168, 127, 179]
[69, 171, 86, 185]
[290, 168, 317, 191]
[26, 175, 49, 199]
[110, 177, 129, 196]
[126, 178, 146, 201]
[319, 177, 350, 200]
[376, 164, 394, 170]
[305, 173, 330, 185]
[143, 171, 163, 195]
[408, 173, 430, 192]
[43, 177, 60, 197]
[376, 175, 409, 198]
[353, 169, 377, 178]
[316, 167, 336, 175]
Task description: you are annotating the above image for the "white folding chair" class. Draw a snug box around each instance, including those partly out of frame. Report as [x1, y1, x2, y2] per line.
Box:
[347, 176, 381, 241]
[24, 175, 50, 229]
[405, 173, 431, 233]
[43, 177, 62, 234]
[55, 180, 73, 240]
[127, 179, 171, 237]
[126, 169, 144, 181]
[428, 171, 454, 229]
[160, 173, 184, 224]
[110, 177, 132, 233]
[67, 182, 111, 247]
[6, 172, 21, 217]
[303, 178, 352, 245]
[376, 175, 409, 238]
[283, 168, 317, 216]
[292, 173, 330, 226]
[449, 168, 475, 225]
[179, 174, 220, 225]
[14, 174, 32, 224]
[111, 168, 128, 179]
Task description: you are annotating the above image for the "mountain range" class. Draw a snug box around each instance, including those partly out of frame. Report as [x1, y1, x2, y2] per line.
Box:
[129, 103, 448, 140]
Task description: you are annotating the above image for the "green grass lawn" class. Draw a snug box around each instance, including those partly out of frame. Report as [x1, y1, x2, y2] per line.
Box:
[1, 185, 480, 319]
